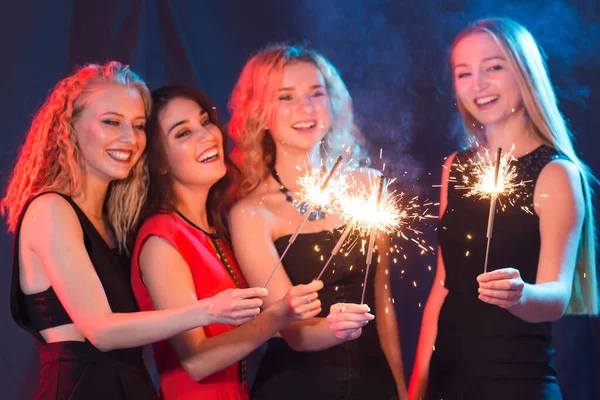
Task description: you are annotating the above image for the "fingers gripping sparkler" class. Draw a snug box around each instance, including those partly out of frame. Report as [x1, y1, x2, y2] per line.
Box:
[263, 156, 344, 288]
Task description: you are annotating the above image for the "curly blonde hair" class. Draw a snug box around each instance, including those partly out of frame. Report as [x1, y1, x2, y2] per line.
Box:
[452, 18, 598, 315]
[228, 44, 366, 197]
[1, 61, 151, 253]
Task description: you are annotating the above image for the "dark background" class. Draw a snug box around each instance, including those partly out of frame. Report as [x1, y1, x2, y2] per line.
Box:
[1, 1, 598, 398]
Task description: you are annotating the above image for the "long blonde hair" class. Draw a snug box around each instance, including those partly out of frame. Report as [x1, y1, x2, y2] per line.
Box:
[228, 44, 366, 197]
[451, 17, 598, 315]
[1, 61, 151, 253]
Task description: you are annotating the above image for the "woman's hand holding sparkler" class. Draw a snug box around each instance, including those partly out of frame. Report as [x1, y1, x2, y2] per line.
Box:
[327, 303, 374, 340]
[477, 268, 525, 308]
[271, 280, 324, 321]
[205, 287, 268, 326]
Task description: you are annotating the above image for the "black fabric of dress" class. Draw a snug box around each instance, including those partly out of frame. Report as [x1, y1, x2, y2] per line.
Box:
[10, 192, 159, 400]
[23, 286, 74, 330]
[251, 228, 398, 400]
[427, 145, 563, 400]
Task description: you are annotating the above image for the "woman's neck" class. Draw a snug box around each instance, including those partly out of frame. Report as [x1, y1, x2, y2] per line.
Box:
[73, 174, 109, 220]
[481, 111, 544, 158]
[173, 183, 211, 232]
[273, 143, 321, 190]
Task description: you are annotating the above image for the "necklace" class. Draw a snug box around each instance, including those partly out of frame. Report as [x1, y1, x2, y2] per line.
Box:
[271, 168, 326, 221]
[174, 210, 247, 384]
[174, 211, 243, 287]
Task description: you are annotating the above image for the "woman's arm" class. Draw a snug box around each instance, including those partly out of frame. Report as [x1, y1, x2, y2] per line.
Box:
[229, 201, 373, 352]
[408, 250, 448, 400]
[375, 234, 407, 399]
[407, 153, 455, 400]
[138, 235, 323, 381]
[21, 194, 264, 352]
[477, 159, 584, 322]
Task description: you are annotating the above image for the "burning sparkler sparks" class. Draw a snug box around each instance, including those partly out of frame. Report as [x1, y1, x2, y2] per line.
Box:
[263, 156, 344, 288]
[337, 175, 402, 236]
[360, 175, 386, 304]
[295, 162, 349, 211]
[454, 144, 527, 209]
[310, 168, 436, 289]
[455, 146, 518, 273]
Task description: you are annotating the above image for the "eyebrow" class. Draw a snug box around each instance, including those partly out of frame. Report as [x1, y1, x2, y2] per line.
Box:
[101, 111, 146, 120]
[278, 84, 325, 92]
[167, 108, 206, 135]
[453, 56, 505, 69]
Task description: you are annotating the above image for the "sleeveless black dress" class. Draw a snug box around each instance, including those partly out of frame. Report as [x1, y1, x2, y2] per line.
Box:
[427, 145, 563, 400]
[10, 192, 158, 399]
[251, 228, 398, 400]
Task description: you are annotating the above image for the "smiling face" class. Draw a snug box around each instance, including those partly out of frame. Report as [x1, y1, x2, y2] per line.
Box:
[157, 96, 226, 190]
[268, 61, 331, 151]
[452, 32, 523, 129]
[73, 84, 147, 183]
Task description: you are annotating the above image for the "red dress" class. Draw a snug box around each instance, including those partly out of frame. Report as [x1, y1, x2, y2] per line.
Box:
[131, 212, 249, 400]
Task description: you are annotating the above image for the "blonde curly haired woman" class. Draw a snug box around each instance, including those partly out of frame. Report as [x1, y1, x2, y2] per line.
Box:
[228, 44, 406, 400]
[2, 62, 266, 399]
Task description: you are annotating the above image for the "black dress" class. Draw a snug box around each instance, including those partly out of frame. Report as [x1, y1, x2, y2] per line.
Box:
[427, 145, 563, 400]
[10, 192, 159, 399]
[251, 228, 398, 400]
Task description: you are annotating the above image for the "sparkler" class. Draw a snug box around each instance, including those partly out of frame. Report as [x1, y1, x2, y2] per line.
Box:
[338, 176, 403, 237]
[263, 156, 344, 287]
[455, 144, 525, 209]
[296, 163, 348, 211]
[453, 145, 529, 272]
[315, 220, 356, 280]
[318, 172, 433, 296]
[360, 175, 385, 304]
[483, 148, 502, 273]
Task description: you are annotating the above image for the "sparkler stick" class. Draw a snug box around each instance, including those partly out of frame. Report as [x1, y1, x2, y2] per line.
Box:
[360, 175, 385, 304]
[315, 220, 356, 280]
[263, 156, 344, 287]
[483, 148, 502, 273]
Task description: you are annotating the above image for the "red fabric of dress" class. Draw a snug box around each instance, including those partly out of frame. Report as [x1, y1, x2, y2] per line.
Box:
[131, 212, 249, 400]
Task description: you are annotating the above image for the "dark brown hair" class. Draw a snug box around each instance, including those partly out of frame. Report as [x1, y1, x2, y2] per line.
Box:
[134, 85, 240, 246]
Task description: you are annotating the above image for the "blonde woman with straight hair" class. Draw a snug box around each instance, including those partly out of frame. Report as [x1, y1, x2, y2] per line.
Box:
[409, 17, 598, 400]
[229, 44, 406, 400]
[2, 61, 266, 399]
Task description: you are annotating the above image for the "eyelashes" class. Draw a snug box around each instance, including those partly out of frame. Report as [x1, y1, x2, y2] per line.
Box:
[455, 65, 504, 79]
[101, 119, 145, 131]
[101, 119, 119, 126]
[278, 91, 327, 101]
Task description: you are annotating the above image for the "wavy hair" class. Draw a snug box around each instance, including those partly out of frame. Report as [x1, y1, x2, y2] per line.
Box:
[228, 43, 366, 197]
[135, 85, 241, 244]
[1, 61, 151, 253]
[451, 17, 598, 315]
